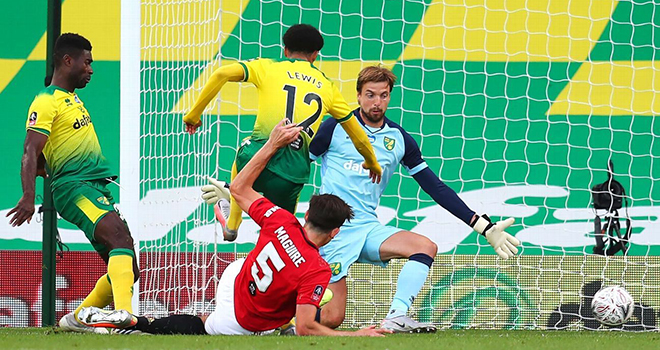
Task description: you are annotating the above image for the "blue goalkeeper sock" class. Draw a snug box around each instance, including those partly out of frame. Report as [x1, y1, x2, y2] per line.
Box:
[387, 253, 433, 318]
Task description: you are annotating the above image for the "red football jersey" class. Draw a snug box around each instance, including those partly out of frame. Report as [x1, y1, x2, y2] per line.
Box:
[233, 197, 332, 332]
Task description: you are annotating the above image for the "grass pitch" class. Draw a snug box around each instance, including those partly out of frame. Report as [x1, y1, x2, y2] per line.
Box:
[1, 328, 659, 350]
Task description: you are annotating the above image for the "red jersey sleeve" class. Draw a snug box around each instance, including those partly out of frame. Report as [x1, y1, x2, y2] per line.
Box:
[296, 258, 332, 307]
[248, 197, 297, 228]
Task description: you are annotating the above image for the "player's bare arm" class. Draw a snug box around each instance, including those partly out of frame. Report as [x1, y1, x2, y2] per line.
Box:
[182, 64, 245, 134]
[295, 304, 390, 336]
[230, 120, 302, 211]
[7, 130, 48, 226]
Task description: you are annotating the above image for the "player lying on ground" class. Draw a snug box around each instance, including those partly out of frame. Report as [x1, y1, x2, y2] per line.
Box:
[184, 24, 381, 242]
[78, 120, 391, 337]
[308, 66, 522, 333]
[6, 33, 139, 334]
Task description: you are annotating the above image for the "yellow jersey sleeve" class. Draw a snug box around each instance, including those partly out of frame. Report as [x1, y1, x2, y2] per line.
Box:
[327, 83, 354, 122]
[240, 59, 272, 88]
[325, 84, 380, 175]
[26, 93, 57, 136]
[182, 63, 246, 125]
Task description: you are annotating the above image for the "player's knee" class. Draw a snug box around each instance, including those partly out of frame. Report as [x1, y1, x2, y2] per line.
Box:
[425, 240, 438, 257]
[96, 213, 135, 250]
[320, 302, 346, 329]
[107, 235, 133, 251]
[110, 229, 134, 251]
[409, 235, 436, 267]
[411, 234, 437, 257]
[322, 309, 345, 329]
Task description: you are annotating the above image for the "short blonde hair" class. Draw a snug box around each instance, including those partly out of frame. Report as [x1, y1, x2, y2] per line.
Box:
[356, 66, 397, 93]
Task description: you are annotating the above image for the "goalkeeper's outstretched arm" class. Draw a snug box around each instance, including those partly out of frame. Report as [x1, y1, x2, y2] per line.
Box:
[412, 167, 520, 259]
[412, 167, 475, 224]
[182, 63, 245, 134]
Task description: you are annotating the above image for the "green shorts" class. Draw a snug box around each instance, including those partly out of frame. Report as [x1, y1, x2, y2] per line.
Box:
[236, 141, 305, 213]
[52, 179, 120, 254]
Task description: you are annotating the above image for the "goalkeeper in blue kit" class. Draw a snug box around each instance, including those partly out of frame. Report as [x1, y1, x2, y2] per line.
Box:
[201, 65, 522, 333]
[308, 66, 521, 333]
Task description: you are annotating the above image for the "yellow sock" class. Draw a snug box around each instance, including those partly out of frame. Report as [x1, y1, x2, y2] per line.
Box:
[107, 250, 135, 313]
[74, 274, 113, 318]
[281, 318, 296, 330]
[227, 161, 243, 232]
[227, 197, 243, 231]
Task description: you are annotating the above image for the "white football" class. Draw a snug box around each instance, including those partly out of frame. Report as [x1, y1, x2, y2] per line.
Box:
[591, 286, 635, 326]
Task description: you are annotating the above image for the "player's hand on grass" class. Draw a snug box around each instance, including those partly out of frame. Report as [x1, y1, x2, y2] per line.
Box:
[266, 119, 303, 149]
[201, 176, 231, 205]
[471, 214, 520, 259]
[354, 325, 392, 337]
[6, 195, 35, 227]
[362, 162, 382, 184]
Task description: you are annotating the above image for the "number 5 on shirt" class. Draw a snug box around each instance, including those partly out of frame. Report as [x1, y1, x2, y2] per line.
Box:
[251, 242, 286, 292]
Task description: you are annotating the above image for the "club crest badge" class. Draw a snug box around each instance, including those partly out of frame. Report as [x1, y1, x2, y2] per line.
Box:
[97, 196, 110, 206]
[329, 262, 342, 276]
[384, 136, 395, 151]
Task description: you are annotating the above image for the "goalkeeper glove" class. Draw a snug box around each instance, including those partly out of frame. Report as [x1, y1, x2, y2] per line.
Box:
[201, 176, 231, 205]
[471, 214, 520, 260]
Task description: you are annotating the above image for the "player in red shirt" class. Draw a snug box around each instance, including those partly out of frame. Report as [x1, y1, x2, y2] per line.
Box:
[77, 120, 390, 337]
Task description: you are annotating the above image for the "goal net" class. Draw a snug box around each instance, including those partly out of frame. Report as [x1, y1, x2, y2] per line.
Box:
[137, 0, 660, 330]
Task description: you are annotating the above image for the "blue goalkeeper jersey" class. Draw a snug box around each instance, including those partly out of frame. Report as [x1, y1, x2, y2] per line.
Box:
[310, 108, 428, 221]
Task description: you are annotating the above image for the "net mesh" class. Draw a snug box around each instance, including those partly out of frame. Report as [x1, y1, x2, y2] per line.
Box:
[137, 0, 660, 330]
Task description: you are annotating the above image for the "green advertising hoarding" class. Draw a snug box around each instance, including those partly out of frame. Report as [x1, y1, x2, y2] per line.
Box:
[345, 255, 660, 330]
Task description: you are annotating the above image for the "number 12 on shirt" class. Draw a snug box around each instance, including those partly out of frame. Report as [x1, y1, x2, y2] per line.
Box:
[283, 84, 322, 149]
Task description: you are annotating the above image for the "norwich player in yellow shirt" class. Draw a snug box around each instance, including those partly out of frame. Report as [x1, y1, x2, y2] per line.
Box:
[184, 24, 382, 241]
[7, 34, 138, 333]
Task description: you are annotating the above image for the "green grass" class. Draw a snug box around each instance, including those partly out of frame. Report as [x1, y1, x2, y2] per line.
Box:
[1, 328, 660, 350]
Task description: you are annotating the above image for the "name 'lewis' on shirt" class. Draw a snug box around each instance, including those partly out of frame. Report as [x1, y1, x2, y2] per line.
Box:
[286, 71, 323, 89]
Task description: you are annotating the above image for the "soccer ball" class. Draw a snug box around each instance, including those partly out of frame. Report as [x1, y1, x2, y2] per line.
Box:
[591, 286, 635, 326]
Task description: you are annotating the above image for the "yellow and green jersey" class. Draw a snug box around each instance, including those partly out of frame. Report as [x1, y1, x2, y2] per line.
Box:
[26, 85, 115, 189]
[239, 58, 354, 183]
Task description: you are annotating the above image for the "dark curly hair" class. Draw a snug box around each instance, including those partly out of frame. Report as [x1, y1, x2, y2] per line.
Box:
[283, 24, 324, 54]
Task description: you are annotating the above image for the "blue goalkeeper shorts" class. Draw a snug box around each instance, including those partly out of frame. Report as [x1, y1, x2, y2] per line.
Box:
[319, 218, 402, 283]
